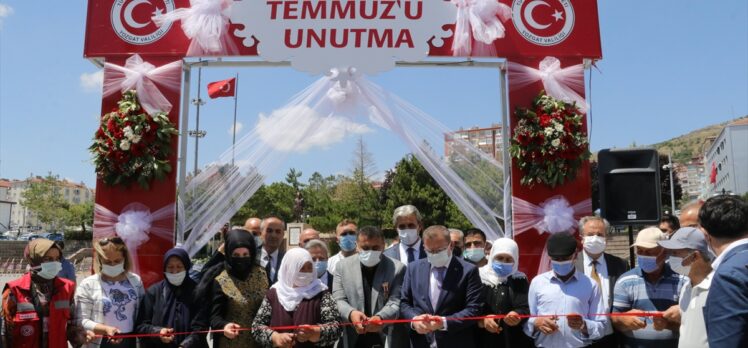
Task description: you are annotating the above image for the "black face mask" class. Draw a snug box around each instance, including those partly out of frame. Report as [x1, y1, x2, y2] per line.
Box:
[227, 257, 254, 280]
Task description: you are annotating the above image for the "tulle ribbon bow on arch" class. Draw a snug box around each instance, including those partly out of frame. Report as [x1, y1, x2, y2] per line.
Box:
[103, 54, 182, 116]
[93, 203, 175, 274]
[507, 56, 590, 113]
[513, 195, 592, 274]
[451, 0, 512, 56]
[152, 0, 240, 56]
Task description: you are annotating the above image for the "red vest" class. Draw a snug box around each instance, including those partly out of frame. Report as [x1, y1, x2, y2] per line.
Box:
[5, 273, 75, 348]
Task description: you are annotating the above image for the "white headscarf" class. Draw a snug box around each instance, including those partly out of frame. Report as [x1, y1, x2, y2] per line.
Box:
[479, 238, 520, 286]
[271, 248, 328, 312]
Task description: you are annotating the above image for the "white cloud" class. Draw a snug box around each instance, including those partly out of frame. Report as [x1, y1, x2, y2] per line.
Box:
[0, 4, 13, 28]
[79, 70, 103, 92]
[228, 122, 244, 136]
[256, 105, 372, 152]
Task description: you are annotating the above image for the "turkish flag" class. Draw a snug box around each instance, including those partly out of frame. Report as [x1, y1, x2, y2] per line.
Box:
[207, 78, 236, 99]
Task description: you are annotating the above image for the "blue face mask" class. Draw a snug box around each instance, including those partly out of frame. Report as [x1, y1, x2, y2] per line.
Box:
[637, 255, 660, 273]
[314, 260, 328, 278]
[551, 259, 575, 277]
[491, 261, 514, 278]
[339, 234, 357, 252]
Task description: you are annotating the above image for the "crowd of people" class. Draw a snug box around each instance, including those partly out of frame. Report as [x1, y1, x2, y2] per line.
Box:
[1, 195, 746, 348]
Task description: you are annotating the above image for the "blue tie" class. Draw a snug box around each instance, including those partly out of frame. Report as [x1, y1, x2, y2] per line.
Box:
[407, 247, 415, 263]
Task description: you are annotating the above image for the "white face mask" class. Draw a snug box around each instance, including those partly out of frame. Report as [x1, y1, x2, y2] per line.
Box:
[165, 271, 187, 286]
[426, 248, 451, 268]
[398, 229, 419, 246]
[294, 271, 315, 288]
[101, 262, 125, 278]
[583, 236, 607, 255]
[36, 261, 62, 280]
[359, 250, 382, 267]
[668, 255, 692, 276]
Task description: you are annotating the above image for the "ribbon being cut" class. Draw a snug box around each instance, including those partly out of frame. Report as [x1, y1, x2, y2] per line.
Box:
[94, 202, 176, 275]
[513, 195, 592, 274]
[179, 68, 507, 256]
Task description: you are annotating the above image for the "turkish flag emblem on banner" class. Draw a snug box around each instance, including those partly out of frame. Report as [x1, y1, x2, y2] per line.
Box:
[207, 78, 236, 99]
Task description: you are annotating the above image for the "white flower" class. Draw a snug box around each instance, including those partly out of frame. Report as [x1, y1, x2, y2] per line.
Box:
[123, 126, 134, 139]
[120, 140, 131, 151]
[131, 135, 142, 144]
[544, 127, 554, 136]
[555, 123, 564, 132]
[551, 139, 561, 148]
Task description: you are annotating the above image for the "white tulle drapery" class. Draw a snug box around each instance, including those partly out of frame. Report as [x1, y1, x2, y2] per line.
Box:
[102, 54, 182, 116]
[153, 0, 239, 56]
[179, 69, 506, 256]
[512, 195, 592, 274]
[451, 0, 511, 57]
[507, 56, 589, 113]
[93, 203, 175, 274]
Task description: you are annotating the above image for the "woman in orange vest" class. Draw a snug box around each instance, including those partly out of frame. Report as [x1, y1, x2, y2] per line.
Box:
[1, 238, 87, 348]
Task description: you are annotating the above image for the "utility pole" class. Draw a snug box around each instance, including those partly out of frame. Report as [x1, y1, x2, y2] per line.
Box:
[188, 63, 207, 175]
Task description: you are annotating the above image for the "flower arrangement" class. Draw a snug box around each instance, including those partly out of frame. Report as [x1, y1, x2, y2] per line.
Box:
[510, 91, 590, 188]
[90, 90, 178, 189]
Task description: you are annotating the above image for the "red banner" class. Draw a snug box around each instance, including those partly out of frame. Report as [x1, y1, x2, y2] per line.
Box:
[85, 0, 601, 59]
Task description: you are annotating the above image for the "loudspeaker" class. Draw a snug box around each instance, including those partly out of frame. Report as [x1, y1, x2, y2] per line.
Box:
[598, 148, 661, 224]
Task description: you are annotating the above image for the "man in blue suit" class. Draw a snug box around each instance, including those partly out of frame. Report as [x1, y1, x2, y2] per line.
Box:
[384, 205, 427, 264]
[701, 195, 748, 347]
[400, 225, 485, 348]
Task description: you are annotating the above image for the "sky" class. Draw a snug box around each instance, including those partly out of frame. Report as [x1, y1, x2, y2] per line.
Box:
[0, 0, 746, 188]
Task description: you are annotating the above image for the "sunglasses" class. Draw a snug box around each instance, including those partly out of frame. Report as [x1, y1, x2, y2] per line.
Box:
[98, 237, 124, 246]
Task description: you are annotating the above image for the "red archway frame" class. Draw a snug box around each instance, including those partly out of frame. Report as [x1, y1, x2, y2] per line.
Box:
[85, 0, 601, 287]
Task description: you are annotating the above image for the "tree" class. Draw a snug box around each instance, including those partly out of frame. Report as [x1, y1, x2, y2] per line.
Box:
[351, 136, 378, 183]
[344, 137, 381, 226]
[285, 168, 304, 192]
[232, 182, 296, 225]
[21, 174, 71, 231]
[66, 201, 94, 233]
[303, 172, 342, 232]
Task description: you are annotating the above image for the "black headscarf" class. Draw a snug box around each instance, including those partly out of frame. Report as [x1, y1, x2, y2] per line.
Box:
[223, 229, 257, 280]
[152, 248, 195, 346]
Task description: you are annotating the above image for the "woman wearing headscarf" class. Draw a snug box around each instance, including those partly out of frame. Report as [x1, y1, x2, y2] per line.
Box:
[76, 237, 146, 348]
[477, 238, 533, 348]
[135, 247, 207, 348]
[2, 238, 86, 348]
[209, 230, 268, 348]
[251, 248, 341, 348]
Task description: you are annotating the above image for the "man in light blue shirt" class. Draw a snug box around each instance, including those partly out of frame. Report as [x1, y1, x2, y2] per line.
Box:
[525, 232, 608, 347]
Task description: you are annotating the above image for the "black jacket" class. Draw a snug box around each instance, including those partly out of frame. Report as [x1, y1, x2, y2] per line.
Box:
[478, 274, 534, 348]
[136, 278, 209, 348]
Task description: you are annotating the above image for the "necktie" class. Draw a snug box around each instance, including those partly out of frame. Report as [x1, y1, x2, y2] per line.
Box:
[591, 260, 602, 289]
[265, 255, 273, 281]
[407, 247, 415, 264]
[430, 267, 446, 310]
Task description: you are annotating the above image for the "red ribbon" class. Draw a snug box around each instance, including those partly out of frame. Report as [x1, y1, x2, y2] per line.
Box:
[96, 312, 663, 340]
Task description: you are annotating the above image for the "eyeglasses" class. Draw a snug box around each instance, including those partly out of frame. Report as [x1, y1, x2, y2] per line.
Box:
[98, 237, 124, 246]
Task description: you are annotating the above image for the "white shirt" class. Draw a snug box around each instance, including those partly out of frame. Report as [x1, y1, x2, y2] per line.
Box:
[101, 279, 138, 333]
[583, 252, 613, 336]
[398, 238, 422, 264]
[711, 237, 748, 269]
[678, 273, 712, 348]
[261, 248, 280, 281]
[327, 251, 355, 274]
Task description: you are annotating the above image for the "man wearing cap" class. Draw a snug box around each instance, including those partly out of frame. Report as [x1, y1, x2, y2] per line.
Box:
[524, 232, 607, 347]
[656, 227, 714, 348]
[611, 227, 686, 348]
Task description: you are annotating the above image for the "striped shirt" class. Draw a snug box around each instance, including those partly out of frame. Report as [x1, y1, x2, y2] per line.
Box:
[612, 265, 686, 348]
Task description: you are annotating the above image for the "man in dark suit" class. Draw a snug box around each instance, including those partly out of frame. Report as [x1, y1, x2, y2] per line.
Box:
[574, 216, 629, 347]
[700, 195, 748, 347]
[260, 216, 285, 285]
[400, 225, 484, 348]
[383, 205, 427, 264]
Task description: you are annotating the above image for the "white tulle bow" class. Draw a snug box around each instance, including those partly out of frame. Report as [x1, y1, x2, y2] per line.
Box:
[94, 203, 175, 273]
[512, 195, 591, 274]
[507, 57, 590, 113]
[452, 0, 511, 56]
[103, 54, 182, 116]
[153, 0, 239, 56]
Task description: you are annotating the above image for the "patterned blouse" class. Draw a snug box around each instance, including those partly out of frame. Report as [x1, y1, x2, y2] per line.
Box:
[212, 267, 268, 348]
[251, 291, 341, 348]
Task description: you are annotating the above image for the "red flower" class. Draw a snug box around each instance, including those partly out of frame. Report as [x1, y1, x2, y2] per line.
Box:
[539, 114, 552, 127]
[107, 119, 116, 133]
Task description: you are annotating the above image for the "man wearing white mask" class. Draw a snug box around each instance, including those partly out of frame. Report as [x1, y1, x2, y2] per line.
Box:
[462, 228, 489, 268]
[327, 219, 359, 276]
[333, 226, 407, 348]
[574, 216, 629, 348]
[384, 205, 427, 265]
[306, 240, 334, 290]
[400, 225, 484, 348]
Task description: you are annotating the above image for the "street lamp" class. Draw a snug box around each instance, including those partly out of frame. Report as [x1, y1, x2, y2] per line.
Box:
[662, 153, 676, 213]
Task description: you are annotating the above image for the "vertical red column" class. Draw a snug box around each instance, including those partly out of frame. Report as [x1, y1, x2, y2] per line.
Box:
[507, 57, 592, 279]
[93, 56, 182, 288]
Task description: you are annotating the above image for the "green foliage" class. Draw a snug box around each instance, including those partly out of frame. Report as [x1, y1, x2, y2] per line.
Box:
[285, 168, 304, 192]
[66, 201, 94, 233]
[232, 182, 296, 225]
[21, 174, 72, 231]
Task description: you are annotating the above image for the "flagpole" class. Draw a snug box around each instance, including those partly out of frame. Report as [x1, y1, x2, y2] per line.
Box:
[232, 73, 239, 166]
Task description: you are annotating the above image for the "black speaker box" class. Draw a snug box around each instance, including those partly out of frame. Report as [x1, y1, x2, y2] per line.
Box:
[598, 148, 661, 224]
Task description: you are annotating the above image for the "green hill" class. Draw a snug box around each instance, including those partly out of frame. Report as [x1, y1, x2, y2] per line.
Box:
[652, 115, 748, 163]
